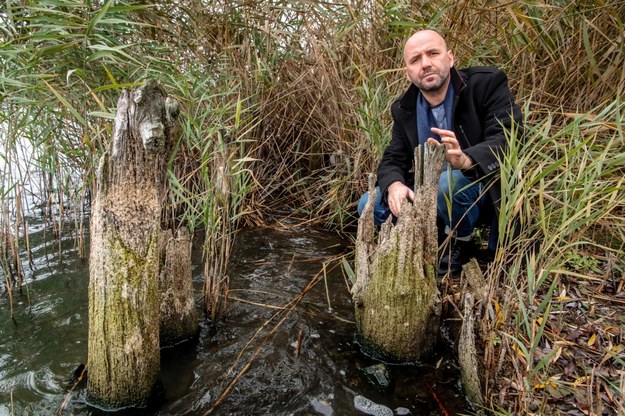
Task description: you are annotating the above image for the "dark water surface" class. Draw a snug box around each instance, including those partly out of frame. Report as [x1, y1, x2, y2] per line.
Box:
[0, 225, 467, 415]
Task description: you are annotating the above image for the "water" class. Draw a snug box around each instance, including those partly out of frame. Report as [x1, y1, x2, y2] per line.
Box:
[0, 225, 467, 415]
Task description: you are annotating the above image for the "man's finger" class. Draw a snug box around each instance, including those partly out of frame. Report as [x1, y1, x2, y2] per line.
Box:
[390, 199, 399, 216]
[431, 127, 454, 137]
[440, 136, 459, 145]
[446, 148, 463, 156]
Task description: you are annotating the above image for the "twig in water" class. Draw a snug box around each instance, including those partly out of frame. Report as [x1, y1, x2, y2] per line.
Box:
[206, 361, 253, 415]
[228, 295, 289, 310]
[323, 261, 332, 312]
[427, 383, 450, 416]
[253, 255, 334, 266]
[56, 365, 87, 415]
[294, 329, 304, 358]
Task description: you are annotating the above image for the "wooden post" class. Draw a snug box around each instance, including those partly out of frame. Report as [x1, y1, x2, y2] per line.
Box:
[87, 80, 178, 408]
[459, 258, 488, 410]
[159, 227, 199, 346]
[352, 142, 446, 361]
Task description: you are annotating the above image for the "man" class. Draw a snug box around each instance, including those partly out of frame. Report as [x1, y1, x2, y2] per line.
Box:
[357, 29, 523, 275]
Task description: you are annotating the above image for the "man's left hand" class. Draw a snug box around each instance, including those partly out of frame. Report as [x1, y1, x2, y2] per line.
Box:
[428, 127, 472, 170]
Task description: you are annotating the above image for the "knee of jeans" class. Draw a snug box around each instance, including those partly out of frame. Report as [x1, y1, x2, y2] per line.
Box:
[357, 192, 369, 216]
[460, 205, 481, 228]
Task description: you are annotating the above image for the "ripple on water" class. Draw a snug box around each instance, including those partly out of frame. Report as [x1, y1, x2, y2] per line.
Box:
[0, 367, 62, 401]
[28, 298, 62, 319]
[25, 367, 63, 397]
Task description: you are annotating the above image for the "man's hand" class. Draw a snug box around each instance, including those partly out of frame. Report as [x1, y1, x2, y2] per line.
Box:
[428, 127, 473, 170]
[387, 181, 415, 217]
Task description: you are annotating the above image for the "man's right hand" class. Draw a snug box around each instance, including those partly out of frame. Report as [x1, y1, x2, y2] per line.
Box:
[387, 181, 415, 217]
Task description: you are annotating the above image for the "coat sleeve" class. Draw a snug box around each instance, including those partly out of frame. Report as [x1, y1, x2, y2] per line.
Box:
[376, 103, 413, 201]
[461, 69, 524, 181]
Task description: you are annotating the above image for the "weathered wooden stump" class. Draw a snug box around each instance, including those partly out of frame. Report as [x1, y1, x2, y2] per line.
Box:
[459, 258, 488, 411]
[87, 80, 179, 408]
[352, 142, 446, 361]
[159, 227, 199, 346]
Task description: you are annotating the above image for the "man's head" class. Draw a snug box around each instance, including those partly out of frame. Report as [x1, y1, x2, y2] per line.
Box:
[403, 30, 454, 95]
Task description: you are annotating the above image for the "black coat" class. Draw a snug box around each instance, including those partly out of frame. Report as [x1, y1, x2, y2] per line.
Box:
[377, 66, 523, 218]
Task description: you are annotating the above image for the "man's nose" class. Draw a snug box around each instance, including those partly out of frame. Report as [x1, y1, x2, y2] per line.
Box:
[421, 55, 431, 67]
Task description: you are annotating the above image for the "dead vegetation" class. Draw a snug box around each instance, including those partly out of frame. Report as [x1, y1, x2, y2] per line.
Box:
[1, 1, 624, 414]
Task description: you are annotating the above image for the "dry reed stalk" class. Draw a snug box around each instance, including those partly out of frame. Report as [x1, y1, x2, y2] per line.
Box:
[227, 296, 289, 310]
[203, 147, 237, 321]
[56, 365, 87, 415]
[1, 196, 23, 317]
[1, 1, 624, 413]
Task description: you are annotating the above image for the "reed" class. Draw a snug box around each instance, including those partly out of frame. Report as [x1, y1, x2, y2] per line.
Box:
[0, 1, 166, 312]
[488, 99, 625, 413]
[1, 1, 624, 412]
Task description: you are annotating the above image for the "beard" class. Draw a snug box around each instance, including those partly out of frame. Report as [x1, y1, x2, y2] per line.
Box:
[415, 68, 449, 92]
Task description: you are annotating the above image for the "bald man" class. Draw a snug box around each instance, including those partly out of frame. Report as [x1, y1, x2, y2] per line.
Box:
[358, 30, 523, 276]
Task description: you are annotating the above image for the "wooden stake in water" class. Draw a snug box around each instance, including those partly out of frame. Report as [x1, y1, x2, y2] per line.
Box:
[159, 227, 199, 346]
[87, 80, 179, 409]
[352, 142, 446, 361]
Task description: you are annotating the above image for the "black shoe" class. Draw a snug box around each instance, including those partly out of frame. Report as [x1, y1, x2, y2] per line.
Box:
[438, 239, 473, 277]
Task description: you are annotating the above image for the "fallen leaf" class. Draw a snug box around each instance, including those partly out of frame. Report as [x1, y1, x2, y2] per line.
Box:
[552, 346, 563, 364]
[587, 333, 597, 347]
[556, 287, 571, 301]
[494, 300, 504, 326]
[574, 375, 590, 386]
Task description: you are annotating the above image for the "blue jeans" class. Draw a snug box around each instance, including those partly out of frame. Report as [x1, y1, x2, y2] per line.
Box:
[357, 169, 485, 239]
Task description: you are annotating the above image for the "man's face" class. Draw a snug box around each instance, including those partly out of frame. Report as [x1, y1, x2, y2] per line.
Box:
[404, 31, 454, 93]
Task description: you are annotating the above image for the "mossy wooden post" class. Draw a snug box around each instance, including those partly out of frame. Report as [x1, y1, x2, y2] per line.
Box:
[159, 227, 199, 346]
[88, 80, 179, 408]
[352, 142, 445, 361]
[459, 259, 488, 411]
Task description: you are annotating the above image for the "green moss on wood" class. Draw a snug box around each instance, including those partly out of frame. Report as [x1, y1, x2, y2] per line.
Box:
[356, 229, 440, 360]
[87, 228, 161, 408]
[353, 144, 444, 362]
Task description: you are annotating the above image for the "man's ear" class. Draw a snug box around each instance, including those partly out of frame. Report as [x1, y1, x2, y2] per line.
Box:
[448, 49, 454, 67]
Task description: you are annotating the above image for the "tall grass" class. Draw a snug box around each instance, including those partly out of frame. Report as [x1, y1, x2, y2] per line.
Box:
[488, 99, 625, 413]
[1, 0, 625, 412]
[0, 1, 259, 319]
[166, 67, 257, 319]
[0, 1, 168, 308]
